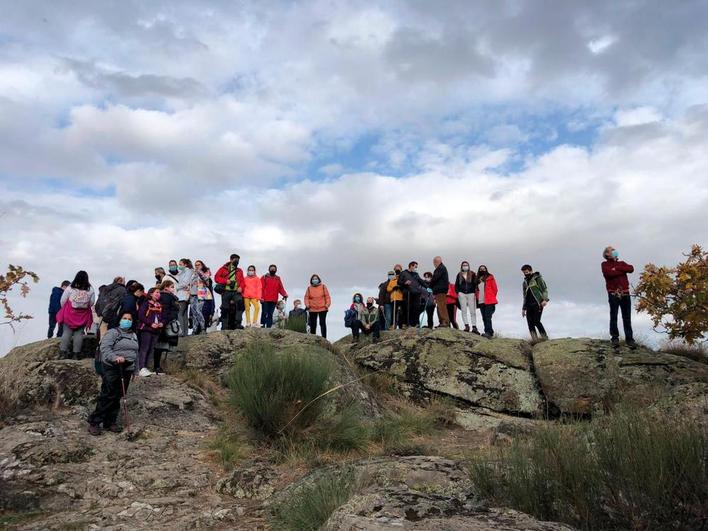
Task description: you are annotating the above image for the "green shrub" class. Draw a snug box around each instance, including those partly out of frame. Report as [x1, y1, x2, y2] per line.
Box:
[270, 468, 357, 531]
[226, 342, 334, 437]
[208, 427, 248, 470]
[660, 341, 708, 364]
[314, 404, 369, 452]
[370, 406, 437, 455]
[285, 314, 308, 333]
[470, 409, 707, 530]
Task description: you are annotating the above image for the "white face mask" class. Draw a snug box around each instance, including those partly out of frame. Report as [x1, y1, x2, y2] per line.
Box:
[462, 266, 469, 272]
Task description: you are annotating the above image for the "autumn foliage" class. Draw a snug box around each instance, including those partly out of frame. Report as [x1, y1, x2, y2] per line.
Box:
[0, 264, 39, 328]
[634, 245, 708, 345]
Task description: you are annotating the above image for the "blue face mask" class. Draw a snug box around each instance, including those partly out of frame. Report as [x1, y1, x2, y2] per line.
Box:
[611, 250, 619, 259]
[312, 278, 320, 286]
[388, 275, 394, 280]
[119, 319, 132, 330]
[354, 296, 362, 303]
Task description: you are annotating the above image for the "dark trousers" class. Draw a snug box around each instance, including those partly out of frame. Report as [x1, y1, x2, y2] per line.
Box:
[478, 303, 496, 336]
[202, 299, 215, 328]
[425, 305, 435, 328]
[526, 302, 547, 339]
[447, 303, 458, 329]
[261, 301, 277, 328]
[221, 291, 244, 330]
[88, 363, 133, 428]
[404, 293, 421, 327]
[178, 300, 189, 336]
[608, 294, 633, 341]
[352, 320, 380, 339]
[138, 330, 158, 370]
[48, 312, 63, 338]
[308, 311, 328, 338]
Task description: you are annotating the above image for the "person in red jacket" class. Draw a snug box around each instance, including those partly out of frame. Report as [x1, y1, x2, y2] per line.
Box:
[476, 265, 499, 338]
[260, 264, 288, 328]
[214, 254, 246, 330]
[601, 246, 636, 349]
[446, 283, 460, 329]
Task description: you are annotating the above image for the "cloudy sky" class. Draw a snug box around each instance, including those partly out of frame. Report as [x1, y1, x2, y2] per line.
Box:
[2, 0, 707, 354]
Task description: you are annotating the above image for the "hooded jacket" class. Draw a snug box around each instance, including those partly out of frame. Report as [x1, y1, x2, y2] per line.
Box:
[261, 274, 288, 302]
[522, 272, 549, 309]
[100, 327, 138, 368]
[304, 284, 331, 312]
[96, 282, 126, 319]
[386, 277, 404, 302]
[476, 275, 499, 305]
[215, 263, 246, 293]
[242, 274, 263, 299]
[48, 287, 64, 314]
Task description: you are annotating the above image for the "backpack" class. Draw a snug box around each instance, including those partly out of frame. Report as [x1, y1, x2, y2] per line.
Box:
[344, 308, 358, 328]
[69, 289, 91, 309]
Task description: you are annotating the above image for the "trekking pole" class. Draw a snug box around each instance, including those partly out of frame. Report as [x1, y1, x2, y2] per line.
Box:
[393, 299, 397, 330]
[118, 363, 131, 430]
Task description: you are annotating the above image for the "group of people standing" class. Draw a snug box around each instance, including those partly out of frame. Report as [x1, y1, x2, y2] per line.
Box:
[45, 246, 638, 436]
[370, 257, 509, 340]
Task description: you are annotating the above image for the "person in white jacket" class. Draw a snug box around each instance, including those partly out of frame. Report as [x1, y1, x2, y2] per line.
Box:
[175, 258, 195, 337]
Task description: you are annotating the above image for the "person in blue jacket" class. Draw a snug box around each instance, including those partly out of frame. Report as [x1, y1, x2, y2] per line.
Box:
[48, 280, 70, 338]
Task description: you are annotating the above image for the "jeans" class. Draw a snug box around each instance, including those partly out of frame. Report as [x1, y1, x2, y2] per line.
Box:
[352, 320, 380, 339]
[244, 298, 260, 326]
[88, 362, 133, 428]
[608, 294, 633, 341]
[383, 303, 393, 330]
[191, 296, 205, 333]
[434, 293, 449, 326]
[478, 303, 496, 336]
[220, 291, 244, 330]
[48, 312, 63, 338]
[261, 301, 277, 328]
[308, 311, 328, 338]
[525, 302, 547, 339]
[60, 324, 85, 355]
[458, 292, 477, 327]
[138, 330, 158, 370]
[178, 300, 189, 336]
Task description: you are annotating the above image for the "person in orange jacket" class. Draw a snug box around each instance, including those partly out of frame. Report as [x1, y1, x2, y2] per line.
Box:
[242, 265, 263, 327]
[476, 265, 499, 338]
[386, 264, 405, 329]
[304, 274, 331, 338]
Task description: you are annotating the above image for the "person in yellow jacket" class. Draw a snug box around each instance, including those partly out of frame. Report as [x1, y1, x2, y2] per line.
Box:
[386, 264, 404, 329]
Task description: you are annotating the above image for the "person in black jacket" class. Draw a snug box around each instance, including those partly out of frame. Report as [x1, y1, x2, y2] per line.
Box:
[377, 274, 393, 330]
[455, 261, 480, 334]
[422, 272, 436, 328]
[152, 279, 180, 374]
[48, 280, 70, 338]
[430, 257, 450, 327]
[398, 261, 426, 328]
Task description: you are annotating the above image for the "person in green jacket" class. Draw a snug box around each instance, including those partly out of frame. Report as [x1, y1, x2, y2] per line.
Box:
[521, 265, 549, 340]
[350, 295, 381, 343]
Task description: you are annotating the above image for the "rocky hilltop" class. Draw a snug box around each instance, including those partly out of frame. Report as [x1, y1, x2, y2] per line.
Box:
[1, 329, 706, 530]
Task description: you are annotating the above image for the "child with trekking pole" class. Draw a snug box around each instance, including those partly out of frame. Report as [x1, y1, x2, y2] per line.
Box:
[87, 311, 138, 436]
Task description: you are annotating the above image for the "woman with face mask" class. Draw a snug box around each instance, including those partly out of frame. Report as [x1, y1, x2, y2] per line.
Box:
[242, 265, 263, 327]
[260, 265, 288, 328]
[456, 261, 480, 334]
[193, 260, 212, 334]
[87, 312, 138, 436]
[476, 265, 499, 338]
[350, 295, 381, 343]
[272, 299, 287, 328]
[136, 288, 164, 377]
[304, 274, 331, 338]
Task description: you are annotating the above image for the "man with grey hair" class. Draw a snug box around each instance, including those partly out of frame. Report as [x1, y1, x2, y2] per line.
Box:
[601, 245, 636, 349]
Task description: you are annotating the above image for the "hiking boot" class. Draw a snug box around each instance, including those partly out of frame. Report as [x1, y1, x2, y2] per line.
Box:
[482, 332, 493, 339]
[107, 424, 123, 433]
[59, 351, 70, 360]
[626, 340, 638, 350]
[471, 326, 481, 335]
[352, 337, 359, 344]
[88, 424, 103, 436]
[138, 368, 153, 377]
[611, 337, 620, 348]
[153, 367, 164, 375]
[464, 325, 470, 332]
